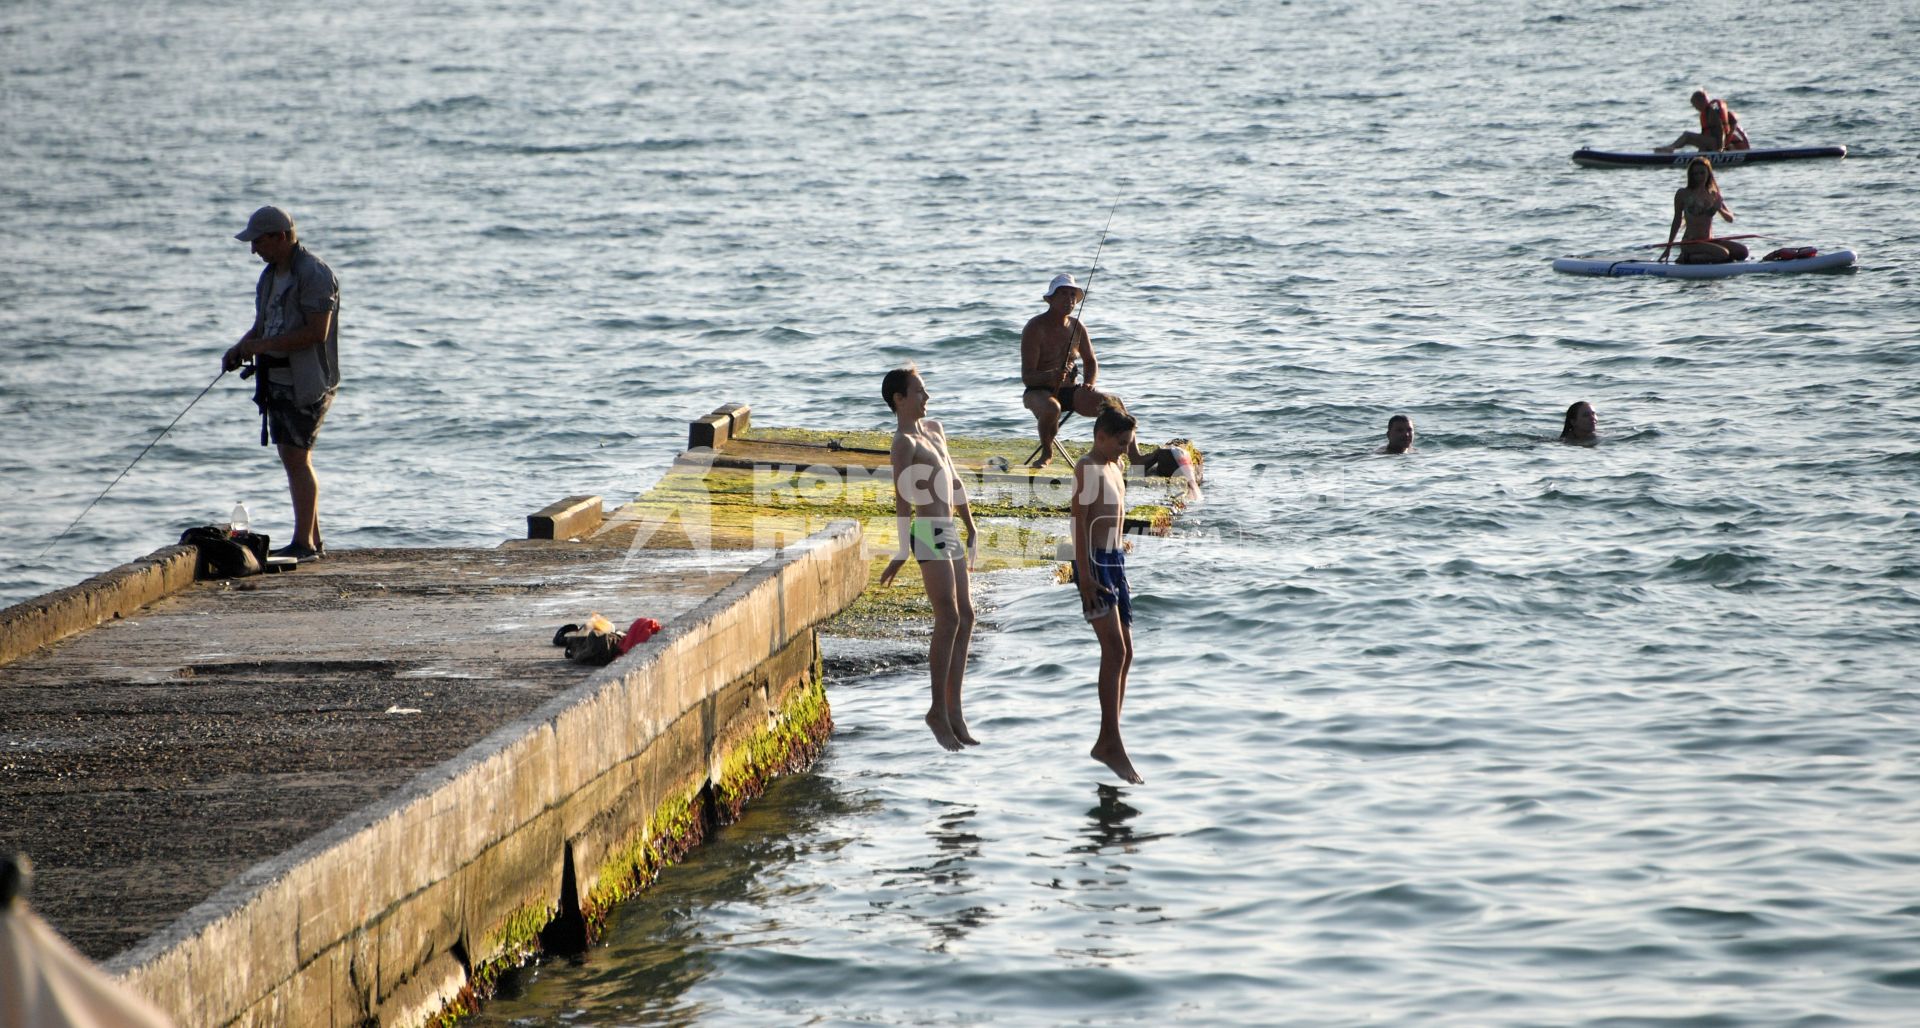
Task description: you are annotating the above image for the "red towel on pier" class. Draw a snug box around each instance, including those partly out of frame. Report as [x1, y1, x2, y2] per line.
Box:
[618, 618, 662, 654]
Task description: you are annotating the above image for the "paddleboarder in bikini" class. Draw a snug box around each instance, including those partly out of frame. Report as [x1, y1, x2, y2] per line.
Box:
[1661, 157, 1748, 264]
[879, 364, 982, 752]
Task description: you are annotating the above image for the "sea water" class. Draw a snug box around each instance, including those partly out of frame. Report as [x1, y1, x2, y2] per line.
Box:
[3, 0, 1918, 1024]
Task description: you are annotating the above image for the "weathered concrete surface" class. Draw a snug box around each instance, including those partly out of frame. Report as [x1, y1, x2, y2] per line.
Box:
[0, 544, 198, 667]
[1, 525, 865, 1026]
[1, 543, 763, 963]
[77, 522, 860, 1027]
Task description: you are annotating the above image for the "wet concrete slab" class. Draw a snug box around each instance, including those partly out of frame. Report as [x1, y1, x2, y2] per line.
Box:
[0, 543, 766, 961]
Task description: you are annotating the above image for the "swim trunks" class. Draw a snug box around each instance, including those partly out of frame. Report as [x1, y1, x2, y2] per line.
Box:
[1083, 548, 1132, 626]
[909, 517, 965, 562]
[260, 380, 332, 449]
[1025, 383, 1082, 411]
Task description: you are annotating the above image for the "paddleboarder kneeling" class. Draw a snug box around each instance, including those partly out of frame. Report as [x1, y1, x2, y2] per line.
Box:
[221, 206, 339, 561]
[1660, 158, 1747, 264]
[1074, 399, 1145, 784]
[878, 364, 982, 752]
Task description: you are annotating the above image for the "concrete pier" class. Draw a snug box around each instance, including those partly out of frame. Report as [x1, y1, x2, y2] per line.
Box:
[0, 401, 1201, 1026]
[2, 522, 865, 1025]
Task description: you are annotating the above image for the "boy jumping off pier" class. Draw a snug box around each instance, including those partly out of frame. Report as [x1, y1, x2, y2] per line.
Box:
[1074, 400, 1144, 784]
[879, 364, 981, 751]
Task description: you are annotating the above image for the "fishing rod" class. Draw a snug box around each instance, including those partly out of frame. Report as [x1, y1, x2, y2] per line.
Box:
[39, 367, 229, 557]
[1074, 197, 1121, 321]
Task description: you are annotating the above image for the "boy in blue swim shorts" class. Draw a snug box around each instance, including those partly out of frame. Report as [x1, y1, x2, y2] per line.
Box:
[1073, 399, 1144, 784]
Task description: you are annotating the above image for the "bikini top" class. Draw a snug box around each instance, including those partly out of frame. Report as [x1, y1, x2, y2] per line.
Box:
[1682, 189, 1720, 217]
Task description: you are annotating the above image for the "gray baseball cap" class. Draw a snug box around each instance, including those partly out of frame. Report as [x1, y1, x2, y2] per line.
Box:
[235, 206, 295, 242]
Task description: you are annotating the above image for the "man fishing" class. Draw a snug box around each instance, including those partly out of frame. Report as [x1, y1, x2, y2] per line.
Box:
[221, 206, 339, 560]
[1021, 273, 1143, 468]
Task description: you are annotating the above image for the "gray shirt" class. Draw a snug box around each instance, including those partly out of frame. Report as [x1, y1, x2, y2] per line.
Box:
[254, 244, 340, 405]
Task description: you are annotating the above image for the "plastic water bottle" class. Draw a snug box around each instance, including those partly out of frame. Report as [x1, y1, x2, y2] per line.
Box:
[230, 502, 251, 536]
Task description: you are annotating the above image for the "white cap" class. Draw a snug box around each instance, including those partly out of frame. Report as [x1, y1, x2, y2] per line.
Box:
[1044, 273, 1083, 299]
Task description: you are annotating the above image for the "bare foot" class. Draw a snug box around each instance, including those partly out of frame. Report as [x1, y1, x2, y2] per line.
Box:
[926, 710, 964, 752]
[1030, 452, 1053, 469]
[947, 708, 980, 746]
[1653, 145, 1675, 154]
[1090, 739, 1143, 784]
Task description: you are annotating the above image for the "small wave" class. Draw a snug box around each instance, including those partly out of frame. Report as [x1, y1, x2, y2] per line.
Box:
[1653, 906, 1771, 929]
[479, 224, 543, 240]
[398, 94, 491, 115]
[1295, 736, 1484, 756]
[1661, 550, 1769, 585]
[1874, 968, 1920, 989]
[1303, 882, 1483, 929]
[438, 137, 734, 156]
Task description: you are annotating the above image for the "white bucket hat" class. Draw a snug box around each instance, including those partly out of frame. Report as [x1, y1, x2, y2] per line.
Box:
[1043, 273, 1083, 299]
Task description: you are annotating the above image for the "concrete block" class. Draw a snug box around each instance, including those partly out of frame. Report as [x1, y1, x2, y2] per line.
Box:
[717, 402, 750, 439]
[687, 413, 730, 450]
[526, 495, 604, 541]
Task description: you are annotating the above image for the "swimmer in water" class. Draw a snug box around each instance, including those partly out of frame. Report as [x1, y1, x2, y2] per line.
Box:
[1380, 414, 1415, 454]
[1561, 400, 1598, 444]
[878, 363, 981, 752]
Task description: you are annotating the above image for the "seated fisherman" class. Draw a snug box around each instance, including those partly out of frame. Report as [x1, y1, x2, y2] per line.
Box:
[1021, 273, 1143, 467]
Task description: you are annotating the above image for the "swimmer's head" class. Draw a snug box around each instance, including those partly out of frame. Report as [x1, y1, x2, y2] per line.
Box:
[881, 363, 924, 414]
[1386, 414, 1414, 454]
[1562, 401, 1597, 441]
[1690, 89, 1709, 110]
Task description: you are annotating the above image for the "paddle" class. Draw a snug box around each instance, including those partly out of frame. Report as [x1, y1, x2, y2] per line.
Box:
[1638, 233, 1767, 249]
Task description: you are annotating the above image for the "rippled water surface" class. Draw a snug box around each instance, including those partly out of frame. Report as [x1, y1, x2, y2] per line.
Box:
[4, 0, 1919, 1024]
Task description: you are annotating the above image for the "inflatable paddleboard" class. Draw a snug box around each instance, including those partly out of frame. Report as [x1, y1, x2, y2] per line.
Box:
[1572, 145, 1846, 169]
[1552, 250, 1857, 279]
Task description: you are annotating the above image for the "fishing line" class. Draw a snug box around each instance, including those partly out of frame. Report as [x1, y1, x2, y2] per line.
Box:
[40, 367, 229, 557]
[1074, 196, 1121, 321]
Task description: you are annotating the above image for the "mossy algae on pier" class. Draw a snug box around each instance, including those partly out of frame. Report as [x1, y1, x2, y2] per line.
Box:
[594, 420, 1200, 638]
[438, 654, 837, 1025]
